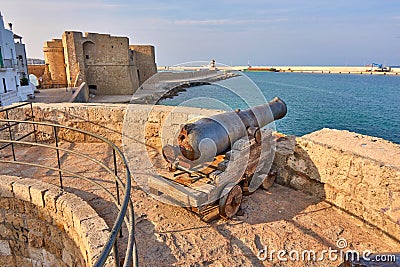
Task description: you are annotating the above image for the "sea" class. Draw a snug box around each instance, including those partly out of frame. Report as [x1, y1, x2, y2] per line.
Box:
[158, 72, 400, 144]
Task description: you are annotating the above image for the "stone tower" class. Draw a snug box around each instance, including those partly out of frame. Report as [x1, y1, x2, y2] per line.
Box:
[43, 39, 67, 87]
[129, 45, 157, 85]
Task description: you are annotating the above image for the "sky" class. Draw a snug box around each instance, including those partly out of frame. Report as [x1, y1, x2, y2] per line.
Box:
[1, 0, 400, 66]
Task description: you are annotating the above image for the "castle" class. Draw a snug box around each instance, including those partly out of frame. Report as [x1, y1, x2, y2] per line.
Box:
[41, 31, 157, 95]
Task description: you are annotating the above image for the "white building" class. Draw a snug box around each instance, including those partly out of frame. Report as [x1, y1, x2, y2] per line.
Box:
[0, 12, 34, 107]
[14, 33, 29, 80]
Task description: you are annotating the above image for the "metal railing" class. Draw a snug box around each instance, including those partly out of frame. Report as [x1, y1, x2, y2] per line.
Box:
[0, 116, 137, 267]
[0, 102, 36, 157]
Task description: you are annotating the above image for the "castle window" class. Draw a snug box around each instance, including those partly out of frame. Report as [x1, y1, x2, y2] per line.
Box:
[111, 45, 114, 48]
[86, 55, 90, 59]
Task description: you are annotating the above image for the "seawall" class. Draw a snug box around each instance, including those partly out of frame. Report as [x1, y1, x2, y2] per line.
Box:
[2, 103, 400, 243]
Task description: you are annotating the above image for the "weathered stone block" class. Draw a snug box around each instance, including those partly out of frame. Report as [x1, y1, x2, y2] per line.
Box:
[15, 257, 33, 267]
[0, 198, 10, 210]
[62, 248, 74, 266]
[382, 218, 400, 241]
[275, 135, 296, 156]
[28, 231, 44, 249]
[42, 249, 57, 266]
[12, 179, 40, 203]
[29, 183, 49, 208]
[9, 239, 29, 257]
[0, 176, 21, 198]
[0, 255, 15, 266]
[0, 223, 12, 239]
[69, 198, 98, 229]
[0, 240, 11, 256]
[43, 188, 64, 214]
[4, 210, 25, 228]
[274, 166, 291, 186]
[83, 228, 110, 265]
[23, 201, 39, 218]
[363, 211, 385, 229]
[287, 155, 308, 174]
[28, 247, 44, 262]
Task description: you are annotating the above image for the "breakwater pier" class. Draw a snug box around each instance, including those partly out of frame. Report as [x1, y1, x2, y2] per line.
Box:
[130, 70, 238, 104]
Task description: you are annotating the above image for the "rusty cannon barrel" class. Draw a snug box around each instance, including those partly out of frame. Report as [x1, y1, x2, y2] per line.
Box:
[178, 97, 287, 162]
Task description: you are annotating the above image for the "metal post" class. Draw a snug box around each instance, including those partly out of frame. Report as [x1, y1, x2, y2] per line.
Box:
[113, 149, 123, 238]
[5, 110, 16, 161]
[53, 126, 63, 189]
[113, 149, 121, 205]
[113, 241, 120, 267]
[132, 241, 138, 267]
[30, 102, 37, 143]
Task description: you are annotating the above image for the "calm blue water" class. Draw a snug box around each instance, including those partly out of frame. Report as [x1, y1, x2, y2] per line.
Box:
[158, 72, 400, 144]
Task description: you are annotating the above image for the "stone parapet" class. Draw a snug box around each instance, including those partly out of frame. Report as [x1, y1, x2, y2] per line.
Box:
[0, 103, 222, 146]
[0, 175, 111, 267]
[272, 129, 400, 242]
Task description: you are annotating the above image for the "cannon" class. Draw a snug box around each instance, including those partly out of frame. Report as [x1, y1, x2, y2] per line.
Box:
[178, 97, 287, 162]
[149, 97, 287, 221]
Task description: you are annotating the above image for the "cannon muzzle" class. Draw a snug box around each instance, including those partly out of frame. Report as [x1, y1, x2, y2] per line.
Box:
[178, 97, 287, 161]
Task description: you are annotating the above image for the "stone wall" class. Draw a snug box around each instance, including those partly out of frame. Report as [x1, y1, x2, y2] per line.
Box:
[0, 103, 222, 146]
[2, 103, 399, 243]
[85, 65, 138, 95]
[272, 129, 400, 242]
[27, 65, 45, 80]
[129, 45, 157, 85]
[43, 39, 67, 87]
[79, 33, 139, 95]
[62, 31, 86, 88]
[0, 175, 111, 267]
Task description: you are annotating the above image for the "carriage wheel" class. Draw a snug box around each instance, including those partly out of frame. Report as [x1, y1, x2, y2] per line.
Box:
[219, 184, 243, 218]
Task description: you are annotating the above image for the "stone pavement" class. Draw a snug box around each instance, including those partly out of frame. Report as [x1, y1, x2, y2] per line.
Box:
[89, 95, 132, 104]
[30, 88, 73, 103]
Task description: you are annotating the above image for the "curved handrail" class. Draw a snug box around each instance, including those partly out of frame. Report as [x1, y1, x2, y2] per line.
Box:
[0, 118, 137, 267]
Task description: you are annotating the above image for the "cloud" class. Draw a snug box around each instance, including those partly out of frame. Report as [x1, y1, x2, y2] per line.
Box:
[173, 18, 288, 26]
[8, 0, 126, 10]
[53, 1, 126, 10]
